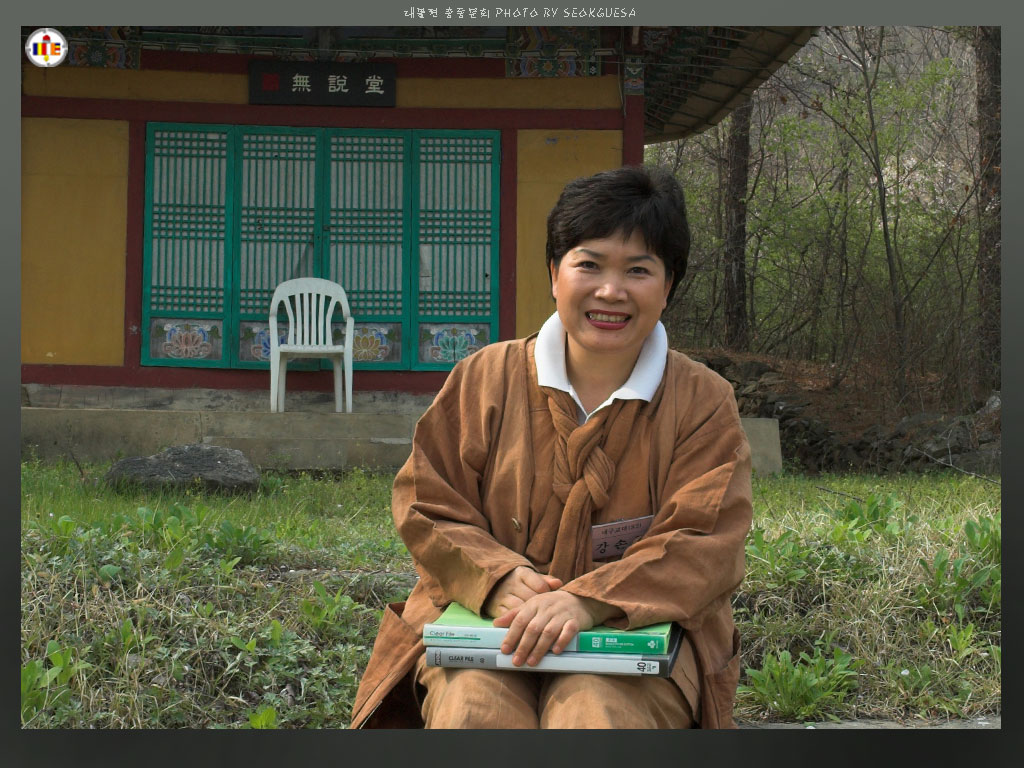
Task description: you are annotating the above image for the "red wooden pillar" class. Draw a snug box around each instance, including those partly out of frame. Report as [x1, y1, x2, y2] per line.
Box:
[623, 92, 645, 166]
[621, 36, 646, 166]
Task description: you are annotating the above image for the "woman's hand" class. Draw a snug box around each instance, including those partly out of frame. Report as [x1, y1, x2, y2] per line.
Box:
[482, 566, 563, 619]
[492, 591, 619, 667]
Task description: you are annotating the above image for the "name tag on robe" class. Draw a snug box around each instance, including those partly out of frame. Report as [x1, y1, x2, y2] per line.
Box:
[591, 515, 654, 560]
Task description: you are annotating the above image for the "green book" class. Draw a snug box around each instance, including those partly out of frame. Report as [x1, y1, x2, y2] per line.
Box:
[422, 602, 674, 655]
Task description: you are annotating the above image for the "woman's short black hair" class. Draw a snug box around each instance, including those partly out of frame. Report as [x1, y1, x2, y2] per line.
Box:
[545, 165, 690, 303]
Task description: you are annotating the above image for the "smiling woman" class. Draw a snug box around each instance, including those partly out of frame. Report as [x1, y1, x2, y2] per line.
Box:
[551, 235, 672, 413]
[350, 166, 752, 730]
[542, 166, 690, 419]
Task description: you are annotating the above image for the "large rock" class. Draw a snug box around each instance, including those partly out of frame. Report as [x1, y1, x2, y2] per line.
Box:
[723, 360, 776, 383]
[105, 444, 260, 494]
[703, 354, 734, 375]
[954, 442, 1001, 476]
[976, 391, 1001, 418]
[890, 412, 946, 439]
[918, 417, 974, 457]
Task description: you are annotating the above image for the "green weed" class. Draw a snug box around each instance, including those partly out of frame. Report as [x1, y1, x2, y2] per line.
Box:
[963, 514, 1000, 567]
[210, 520, 274, 565]
[298, 581, 376, 641]
[745, 528, 812, 588]
[21, 641, 94, 725]
[739, 642, 863, 721]
[829, 493, 913, 536]
[247, 705, 278, 729]
[944, 622, 979, 663]
[916, 547, 999, 617]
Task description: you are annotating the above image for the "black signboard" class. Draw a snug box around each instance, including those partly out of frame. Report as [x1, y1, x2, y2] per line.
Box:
[249, 61, 396, 107]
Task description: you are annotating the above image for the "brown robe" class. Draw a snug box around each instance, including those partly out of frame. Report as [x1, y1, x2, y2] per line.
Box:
[350, 336, 752, 728]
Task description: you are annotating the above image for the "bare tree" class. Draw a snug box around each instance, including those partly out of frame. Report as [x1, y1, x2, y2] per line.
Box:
[828, 27, 908, 401]
[723, 99, 752, 350]
[974, 26, 1001, 393]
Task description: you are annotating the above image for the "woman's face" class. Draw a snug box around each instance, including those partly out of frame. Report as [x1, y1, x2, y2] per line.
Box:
[550, 230, 672, 365]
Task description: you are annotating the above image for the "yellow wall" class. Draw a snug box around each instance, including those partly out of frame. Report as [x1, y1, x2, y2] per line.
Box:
[22, 118, 128, 365]
[22, 66, 620, 110]
[515, 130, 624, 338]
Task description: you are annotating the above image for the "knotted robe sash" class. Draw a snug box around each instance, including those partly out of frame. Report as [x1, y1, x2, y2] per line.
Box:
[540, 390, 643, 583]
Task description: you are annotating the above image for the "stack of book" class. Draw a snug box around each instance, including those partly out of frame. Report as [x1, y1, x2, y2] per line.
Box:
[423, 602, 680, 677]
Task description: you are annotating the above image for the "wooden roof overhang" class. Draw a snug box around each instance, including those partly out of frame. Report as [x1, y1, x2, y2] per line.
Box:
[640, 26, 819, 143]
[25, 25, 817, 144]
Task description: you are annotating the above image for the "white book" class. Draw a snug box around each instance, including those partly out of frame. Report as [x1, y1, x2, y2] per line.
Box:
[425, 643, 676, 678]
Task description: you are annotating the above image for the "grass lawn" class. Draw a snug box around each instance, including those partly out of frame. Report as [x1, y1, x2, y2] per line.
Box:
[20, 459, 1000, 728]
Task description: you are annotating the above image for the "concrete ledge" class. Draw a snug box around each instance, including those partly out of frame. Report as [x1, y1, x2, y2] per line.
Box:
[203, 436, 413, 471]
[22, 406, 782, 474]
[22, 407, 419, 470]
[742, 417, 783, 475]
[21, 383, 435, 415]
[201, 410, 417, 439]
[22, 408, 205, 464]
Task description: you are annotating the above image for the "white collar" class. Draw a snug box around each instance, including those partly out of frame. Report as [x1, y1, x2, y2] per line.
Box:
[534, 312, 668, 423]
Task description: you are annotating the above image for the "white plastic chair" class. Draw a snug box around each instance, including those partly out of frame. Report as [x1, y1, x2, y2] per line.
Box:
[269, 278, 354, 413]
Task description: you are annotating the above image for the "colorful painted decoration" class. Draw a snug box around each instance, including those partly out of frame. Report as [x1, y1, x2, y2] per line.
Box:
[161, 322, 216, 359]
[351, 327, 390, 362]
[420, 324, 487, 363]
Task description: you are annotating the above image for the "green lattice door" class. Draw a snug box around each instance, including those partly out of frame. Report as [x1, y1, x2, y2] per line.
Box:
[235, 128, 322, 370]
[325, 131, 409, 368]
[411, 133, 499, 369]
[143, 125, 231, 366]
[142, 124, 500, 371]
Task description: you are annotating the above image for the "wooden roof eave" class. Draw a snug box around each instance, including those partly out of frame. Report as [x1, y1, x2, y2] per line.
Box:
[643, 26, 819, 144]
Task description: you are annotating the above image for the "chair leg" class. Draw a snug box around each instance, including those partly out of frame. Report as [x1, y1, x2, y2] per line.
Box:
[270, 355, 279, 412]
[278, 359, 287, 413]
[332, 358, 343, 413]
[345, 351, 353, 414]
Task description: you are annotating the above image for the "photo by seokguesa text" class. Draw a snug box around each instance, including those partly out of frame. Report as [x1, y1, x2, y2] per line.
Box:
[404, 8, 639, 19]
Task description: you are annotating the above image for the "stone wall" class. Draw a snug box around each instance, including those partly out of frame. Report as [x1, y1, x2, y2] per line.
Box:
[689, 353, 1000, 476]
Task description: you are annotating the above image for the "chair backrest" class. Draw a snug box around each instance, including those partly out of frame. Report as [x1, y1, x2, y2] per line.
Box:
[269, 278, 352, 347]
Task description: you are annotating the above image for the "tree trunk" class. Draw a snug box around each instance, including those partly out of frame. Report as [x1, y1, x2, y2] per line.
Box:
[975, 26, 1001, 393]
[853, 26, 908, 403]
[724, 99, 752, 350]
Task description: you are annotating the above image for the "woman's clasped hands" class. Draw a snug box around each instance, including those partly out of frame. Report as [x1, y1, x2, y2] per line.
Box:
[482, 566, 618, 667]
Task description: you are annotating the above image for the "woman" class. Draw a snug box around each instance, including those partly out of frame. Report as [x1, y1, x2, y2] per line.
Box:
[350, 166, 752, 729]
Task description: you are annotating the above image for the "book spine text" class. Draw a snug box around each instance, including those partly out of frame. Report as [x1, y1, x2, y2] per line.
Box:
[425, 647, 666, 676]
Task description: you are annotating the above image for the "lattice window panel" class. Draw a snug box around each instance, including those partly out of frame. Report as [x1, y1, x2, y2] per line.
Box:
[326, 134, 406, 316]
[148, 130, 228, 314]
[416, 136, 496, 316]
[237, 132, 319, 318]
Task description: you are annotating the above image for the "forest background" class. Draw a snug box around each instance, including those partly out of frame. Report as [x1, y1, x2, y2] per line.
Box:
[649, 25, 1001, 429]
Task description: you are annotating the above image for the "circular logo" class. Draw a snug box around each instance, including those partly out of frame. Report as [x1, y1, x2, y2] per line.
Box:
[25, 28, 68, 68]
